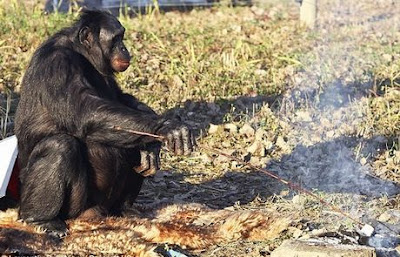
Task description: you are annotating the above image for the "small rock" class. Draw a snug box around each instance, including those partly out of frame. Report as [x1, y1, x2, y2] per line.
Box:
[311, 228, 328, 236]
[288, 227, 303, 239]
[276, 136, 289, 151]
[264, 140, 274, 150]
[378, 212, 391, 222]
[280, 190, 290, 197]
[224, 123, 238, 133]
[260, 157, 270, 165]
[383, 53, 393, 62]
[172, 75, 184, 87]
[220, 162, 230, 170]
[255, 128, 265, 140]
[255, 69, 268, 77]
[310, 134, 322, 143]
[221, 141, 231, 148]
[326, 131, 335, 138]
[247, 140, 262, 154]
[293, 228, 303, 239]
[292, 195, 306, 206]
[360, 157, 367, 166]
[271, 239, 376, 257]
[200, 154, 213, 163]
[250, 156, 261, 166]
[214, 155, 230, 164]
[240, 124, 255, 137]
[208, 124, 219, 134]
[378, 210, 400, 223]
[359, 224, 374, 237]
[231, 161, 240, 169]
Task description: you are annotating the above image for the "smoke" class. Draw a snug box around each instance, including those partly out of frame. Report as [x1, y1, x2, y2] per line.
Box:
[273, 1, 400, 198]
[268, 137, 400, 197]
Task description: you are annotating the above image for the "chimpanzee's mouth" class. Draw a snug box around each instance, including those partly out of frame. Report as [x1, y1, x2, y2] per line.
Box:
[114, 60, 130, 71]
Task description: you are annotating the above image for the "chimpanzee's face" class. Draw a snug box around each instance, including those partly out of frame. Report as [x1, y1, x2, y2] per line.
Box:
[78, 14, 131, 74]
[99, 19, 131, 73]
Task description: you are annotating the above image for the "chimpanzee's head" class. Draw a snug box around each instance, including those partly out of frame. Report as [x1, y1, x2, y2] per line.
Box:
[75, 10, 131, 75]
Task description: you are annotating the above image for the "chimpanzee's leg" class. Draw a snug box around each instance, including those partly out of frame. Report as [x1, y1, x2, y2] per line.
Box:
[79, 144, 139, 219]
[82, 142, 161, 217]
[109, 171, 144, 216]
[19, 134, 87, 237]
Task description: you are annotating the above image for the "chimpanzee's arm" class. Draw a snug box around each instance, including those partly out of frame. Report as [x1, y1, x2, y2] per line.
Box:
[119, 93, 157, 115]
[76, 90, 166, 148]
[76, 90, 194, 153]
[41, 52, 194, 152]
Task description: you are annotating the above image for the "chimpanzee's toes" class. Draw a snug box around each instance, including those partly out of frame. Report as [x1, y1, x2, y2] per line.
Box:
[31, 219, 69, 238]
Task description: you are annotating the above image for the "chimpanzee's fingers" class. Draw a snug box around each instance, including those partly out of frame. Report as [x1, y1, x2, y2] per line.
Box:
[134, 151, 150, 175]
[166, 132, 175, 153]
[141, 151, 150, 171]
[173, 128, 184, 155]
[142, 151, 158, 177]
[192, 132, 197, 148]
[156, 151, 161, 168]
[181, 127, 193, 155]
[149, 151, 159, 170]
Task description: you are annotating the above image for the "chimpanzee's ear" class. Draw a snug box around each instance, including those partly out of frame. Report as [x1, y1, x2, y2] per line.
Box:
[78, 26, 93, 48]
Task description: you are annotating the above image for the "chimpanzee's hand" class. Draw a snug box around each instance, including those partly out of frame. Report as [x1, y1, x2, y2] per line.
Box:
[156, 120, 196, 155]
[133, 143, 161, 177]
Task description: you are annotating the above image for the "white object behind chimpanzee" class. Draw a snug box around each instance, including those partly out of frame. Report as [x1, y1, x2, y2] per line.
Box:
[0, 135, 18, 197]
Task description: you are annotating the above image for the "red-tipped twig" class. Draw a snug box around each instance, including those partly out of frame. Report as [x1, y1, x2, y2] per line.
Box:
[113, 125, 364, 226]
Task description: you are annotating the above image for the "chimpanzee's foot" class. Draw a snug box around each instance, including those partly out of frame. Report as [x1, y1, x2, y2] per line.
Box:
[78, 206, 107, 221]
[29, 218, 68, 238]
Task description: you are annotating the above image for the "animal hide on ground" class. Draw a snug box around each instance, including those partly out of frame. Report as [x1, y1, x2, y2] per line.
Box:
[0, 203, 290, 256]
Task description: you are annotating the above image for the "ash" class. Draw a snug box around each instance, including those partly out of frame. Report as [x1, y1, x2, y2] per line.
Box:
[268, 136, 399, 197]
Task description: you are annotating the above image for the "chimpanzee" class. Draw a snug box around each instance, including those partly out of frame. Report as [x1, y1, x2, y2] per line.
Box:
[14, 10, 195, 237]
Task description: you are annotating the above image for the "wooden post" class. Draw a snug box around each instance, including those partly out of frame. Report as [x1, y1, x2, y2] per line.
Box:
[300, 0, 317, 28]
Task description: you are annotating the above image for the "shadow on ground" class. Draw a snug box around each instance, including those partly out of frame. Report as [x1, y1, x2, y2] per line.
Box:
[0, 228, 61, 255]
[138, 135, 400, 212]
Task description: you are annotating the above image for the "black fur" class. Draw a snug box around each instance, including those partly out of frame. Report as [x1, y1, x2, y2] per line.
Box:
[14, 10, 194, 236]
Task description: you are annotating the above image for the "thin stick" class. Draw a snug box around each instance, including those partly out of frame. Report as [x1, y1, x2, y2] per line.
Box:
[113, 126, 165, 140]
[112, 126, 363, 226]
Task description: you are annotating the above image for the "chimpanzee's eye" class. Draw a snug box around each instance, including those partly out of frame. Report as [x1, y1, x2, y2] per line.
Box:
[113, 35, 123, 45]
